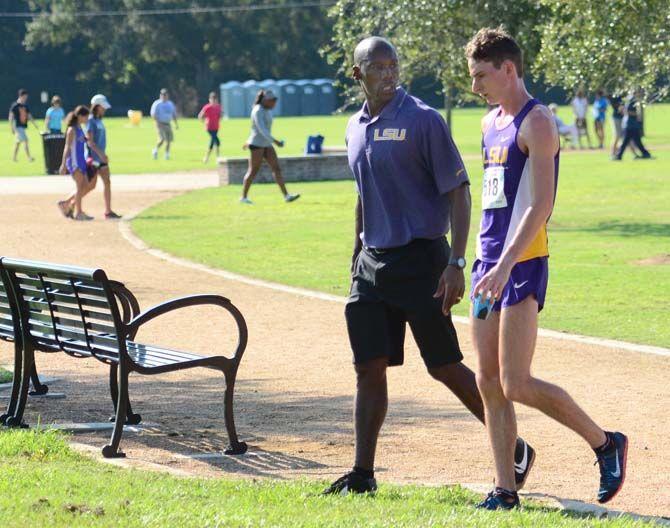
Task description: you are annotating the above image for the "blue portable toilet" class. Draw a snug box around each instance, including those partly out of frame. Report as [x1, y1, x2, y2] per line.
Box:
[242, 80, 260, 116]
[258, 79, 282, 116]
[220, 81, 246, 118]
[296, 79, 319, 116]
[314, 79, 336, 115]
[277, 79, 301, 116]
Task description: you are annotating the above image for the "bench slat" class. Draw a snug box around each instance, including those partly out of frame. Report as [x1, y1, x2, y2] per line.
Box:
[27, 310, 116, 335]
[31, 331, 119, 358]
[25, 299, 114, 322]
[19, 281, 109, 305]
[20, 288, 111, 310]
[17, 275, 106, 297]
[127, 342, 204, 363]
[28, 320, 119, 351]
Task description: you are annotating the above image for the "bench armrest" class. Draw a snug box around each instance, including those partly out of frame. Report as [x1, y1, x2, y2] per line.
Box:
[126, 294, 248, 361]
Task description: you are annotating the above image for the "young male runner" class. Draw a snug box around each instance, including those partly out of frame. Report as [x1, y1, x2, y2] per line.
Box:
[465, 27, 627, 510]
[323, 36, 535, 496]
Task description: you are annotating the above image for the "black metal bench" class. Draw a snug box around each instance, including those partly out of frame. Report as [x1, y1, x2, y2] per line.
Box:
[0, 258, 248, 458]
[1, 271, 143, 426]
[1, 271, 50, 409]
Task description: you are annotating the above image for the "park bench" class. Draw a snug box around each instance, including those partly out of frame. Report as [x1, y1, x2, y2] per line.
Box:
[1, 270, 144, 421]
[0, 257, 248, 458]
[1, 272, 141, 425]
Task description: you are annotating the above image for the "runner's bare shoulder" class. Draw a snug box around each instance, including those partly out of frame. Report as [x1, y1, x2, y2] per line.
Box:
[517, 105, 559, 156]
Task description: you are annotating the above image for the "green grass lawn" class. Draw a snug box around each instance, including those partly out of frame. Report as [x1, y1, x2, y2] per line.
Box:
[2, 103, 662, 176]
[0, 104, 545, 177]
[0, 366, 12, 384]
[0, 114, 357, 176]
[0, 429, 652, 527]
[132, 104, 670, 348]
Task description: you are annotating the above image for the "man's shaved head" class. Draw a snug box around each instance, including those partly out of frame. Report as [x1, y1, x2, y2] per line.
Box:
[354, 36, 397, 65]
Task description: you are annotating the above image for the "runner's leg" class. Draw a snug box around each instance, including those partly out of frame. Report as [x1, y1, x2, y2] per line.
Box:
[500, 296, 607, 448]
[472, 310, 517, 491]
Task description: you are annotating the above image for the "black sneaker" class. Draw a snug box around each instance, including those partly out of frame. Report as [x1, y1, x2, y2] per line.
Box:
[322, 471, 377, 496]
[476, 488, 520, 510]
[596, 431, 628, 503]
[514, 438, 536, 491]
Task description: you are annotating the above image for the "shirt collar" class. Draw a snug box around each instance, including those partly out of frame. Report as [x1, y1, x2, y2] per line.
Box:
[358, 87, 407, 123]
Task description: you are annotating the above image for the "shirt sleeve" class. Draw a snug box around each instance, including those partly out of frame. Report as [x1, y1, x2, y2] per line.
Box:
[150, 101, 157, 118]
[46, 108, 53, 118]
[87, 119, 98, 137]
[252, 107, 275, 143]
[421, 109, 469, 195]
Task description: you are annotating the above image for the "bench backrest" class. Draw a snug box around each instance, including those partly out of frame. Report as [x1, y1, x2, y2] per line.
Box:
[0, 271, 19, 342]
[0, 258, 125, 363]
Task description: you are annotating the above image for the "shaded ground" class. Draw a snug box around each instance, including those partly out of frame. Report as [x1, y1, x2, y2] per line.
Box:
[1, 185, 668, 517]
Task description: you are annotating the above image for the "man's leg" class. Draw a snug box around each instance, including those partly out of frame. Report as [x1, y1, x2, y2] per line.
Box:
[499, 297, 606, 449]
[630, 130, 651, 157]
[427, 362, 484, 423]
[23, 139, 33, 161]
[323, 286, 400, 495]
[615, 132, 631, 159]
[99, 166, 112, 215]
[12, 141, 20, 161]
[472, 310, 517, 492]
[354, 357, 389, 470]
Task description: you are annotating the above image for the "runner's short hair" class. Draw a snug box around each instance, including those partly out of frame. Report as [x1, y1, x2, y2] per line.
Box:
[18, 88, 28, 97]
[465, 27, 523, 78]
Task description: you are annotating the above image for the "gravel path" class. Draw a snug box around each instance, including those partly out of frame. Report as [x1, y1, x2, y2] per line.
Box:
[1, 178, 668, 517]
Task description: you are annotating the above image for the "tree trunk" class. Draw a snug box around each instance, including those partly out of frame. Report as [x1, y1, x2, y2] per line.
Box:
[444, 87, 453, 130]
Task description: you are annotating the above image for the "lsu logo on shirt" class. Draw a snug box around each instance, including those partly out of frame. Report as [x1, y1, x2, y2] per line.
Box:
[483, 145, 509, 165]
[374, 128, 406, 142]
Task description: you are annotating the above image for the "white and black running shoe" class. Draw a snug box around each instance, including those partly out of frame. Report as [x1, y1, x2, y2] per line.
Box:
[514, 438, 536, 491]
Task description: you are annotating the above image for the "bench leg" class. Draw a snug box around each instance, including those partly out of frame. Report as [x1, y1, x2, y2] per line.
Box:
[29, 364, 49, 396]
[102, 363, 128, 458]
[1, 341, 23, 425]
[108, 364, 142, 425]
[4, 346, 32, 429]
[223, 369, 247, 455]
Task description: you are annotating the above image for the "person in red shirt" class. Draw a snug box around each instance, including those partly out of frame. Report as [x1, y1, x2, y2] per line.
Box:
[198, 91, 222, 163]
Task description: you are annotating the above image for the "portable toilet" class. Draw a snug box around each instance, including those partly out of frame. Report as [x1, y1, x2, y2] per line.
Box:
[277, 79, 301, 116]
[220, 81, 246, 118]
[242, 80, 260, 116]
[296, 79, 319, 116]
[314, 79, 336, 115]
[258, 79, 282, 116]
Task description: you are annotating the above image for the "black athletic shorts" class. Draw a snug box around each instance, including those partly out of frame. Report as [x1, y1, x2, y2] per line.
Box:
[345, 237, 463, 368]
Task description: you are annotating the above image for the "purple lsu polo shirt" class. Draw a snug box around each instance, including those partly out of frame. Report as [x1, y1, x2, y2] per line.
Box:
[346, 88, 469, 249]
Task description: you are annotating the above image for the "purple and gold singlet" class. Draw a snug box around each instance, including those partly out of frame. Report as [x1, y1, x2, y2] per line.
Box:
[476, 98, 559, 264]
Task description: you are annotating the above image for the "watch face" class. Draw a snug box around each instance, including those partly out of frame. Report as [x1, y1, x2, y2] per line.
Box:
[457, 257, 466, 269]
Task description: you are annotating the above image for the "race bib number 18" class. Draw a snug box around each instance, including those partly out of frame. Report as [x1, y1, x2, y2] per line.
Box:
[482, 166, 507, 209]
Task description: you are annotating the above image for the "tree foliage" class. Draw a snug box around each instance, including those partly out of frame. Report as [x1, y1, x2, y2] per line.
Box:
[22, 0, 335, 113]
[534, 0, 670, 100]
[324, 0, 548, 109]
[325, 0, 670, 107]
